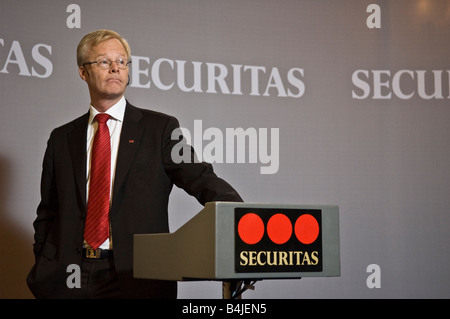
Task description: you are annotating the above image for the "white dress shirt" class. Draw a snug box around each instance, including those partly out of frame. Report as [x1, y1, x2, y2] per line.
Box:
[85, 96, 126, 250]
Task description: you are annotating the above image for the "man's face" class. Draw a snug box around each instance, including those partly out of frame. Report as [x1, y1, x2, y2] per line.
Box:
[79, 38, 129, 104]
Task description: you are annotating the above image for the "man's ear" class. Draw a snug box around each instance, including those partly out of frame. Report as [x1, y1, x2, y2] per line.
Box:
[78, 66, 88, 81]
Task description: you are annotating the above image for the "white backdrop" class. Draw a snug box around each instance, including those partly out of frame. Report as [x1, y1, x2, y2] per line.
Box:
[1, 0, 450, 298]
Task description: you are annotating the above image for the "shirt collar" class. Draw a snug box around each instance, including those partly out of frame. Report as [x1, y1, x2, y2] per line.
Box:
[89, 96, 126, 124]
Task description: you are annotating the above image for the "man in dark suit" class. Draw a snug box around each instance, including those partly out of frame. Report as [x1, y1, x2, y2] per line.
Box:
[26, 29, 242, 298]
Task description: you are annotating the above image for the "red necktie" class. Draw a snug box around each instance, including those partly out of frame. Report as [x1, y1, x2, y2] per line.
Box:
[84, 113, 111, 250]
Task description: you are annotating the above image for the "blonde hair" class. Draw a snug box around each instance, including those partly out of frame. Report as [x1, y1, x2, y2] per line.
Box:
[77, 29, 131, 66]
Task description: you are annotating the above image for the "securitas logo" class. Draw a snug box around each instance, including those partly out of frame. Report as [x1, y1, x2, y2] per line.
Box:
[235, 208, 322, 273]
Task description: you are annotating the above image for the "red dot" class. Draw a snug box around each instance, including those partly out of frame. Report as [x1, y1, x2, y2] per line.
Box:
[238, 213, 264, 245]
[267, 213, 292, 244]
[295, 214, 319, 244]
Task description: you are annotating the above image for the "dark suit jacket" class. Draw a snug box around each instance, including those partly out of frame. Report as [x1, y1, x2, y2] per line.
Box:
[26, 101, 242, 298]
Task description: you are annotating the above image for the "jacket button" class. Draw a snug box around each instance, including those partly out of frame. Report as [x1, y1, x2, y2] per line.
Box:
[75, 248, 81, 254]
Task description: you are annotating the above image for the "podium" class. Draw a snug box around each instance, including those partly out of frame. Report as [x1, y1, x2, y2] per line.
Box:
[134, 202, 340, 298]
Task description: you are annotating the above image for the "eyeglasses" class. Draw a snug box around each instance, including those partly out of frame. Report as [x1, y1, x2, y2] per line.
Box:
[83, 58, 131, 70]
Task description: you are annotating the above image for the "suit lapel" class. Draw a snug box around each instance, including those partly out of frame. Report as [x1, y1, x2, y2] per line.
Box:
[112, 102, 144, 204]
[68, 112, 89, 209]
[67, 103, 144, 212]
